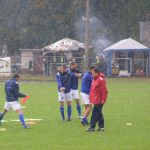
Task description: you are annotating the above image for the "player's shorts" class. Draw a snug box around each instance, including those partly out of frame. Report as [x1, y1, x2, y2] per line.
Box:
[4, 101, 21, 111]
[58, 92, 72, 102]
[71, 89, 80, 100]
[80, 92, 91, 105]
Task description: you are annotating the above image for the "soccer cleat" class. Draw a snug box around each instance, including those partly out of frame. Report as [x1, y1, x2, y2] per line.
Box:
[97, 128, 105, 132]
[0, 113, 3, 121]
[86, 128, 95, 132]
[81, 120, 89, 126]
[67, 118, 72, 121]
[0, 115, 3, 127]
[81, 117, 89, 126]
[62, 118, 65, 121]
[84, 122, 89, 126]
[22, 125, 30, 129]
[81, 120, 85, 126]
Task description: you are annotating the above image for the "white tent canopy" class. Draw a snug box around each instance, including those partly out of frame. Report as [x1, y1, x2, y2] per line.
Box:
[103, 38, 150, 51]
[43, 38, 85, 52]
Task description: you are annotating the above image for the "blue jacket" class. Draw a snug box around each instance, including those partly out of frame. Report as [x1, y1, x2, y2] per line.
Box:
[81, 71, 93, 95]
[69, 68, 81, 90]
[56, 72, 71, 93]
[5, 78, 26, 102]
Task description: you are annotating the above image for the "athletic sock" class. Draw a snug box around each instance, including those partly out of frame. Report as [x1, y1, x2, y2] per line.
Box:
[77, 105, 81, 116]
[0, 112, 4, 121]
[67, 106, 72, 119]
[19, 113, 27, 127]
[60, 106, 65, 120]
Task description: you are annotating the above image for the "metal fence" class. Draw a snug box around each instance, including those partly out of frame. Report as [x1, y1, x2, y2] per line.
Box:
[4, 56, 150, 77]
[17, 56, 102, 76]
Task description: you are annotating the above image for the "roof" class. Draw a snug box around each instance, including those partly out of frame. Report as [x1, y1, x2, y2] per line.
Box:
[43, 38, 85, 52]
[103, 38, 150, 52]
[19, 49, 42, 51]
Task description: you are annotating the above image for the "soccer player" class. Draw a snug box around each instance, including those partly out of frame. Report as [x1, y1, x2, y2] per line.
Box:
[87, 68, 108, 132]
[68, 62, 82, 118]
[0, 74, 29, 128]
[56, 64, 72, 121]
[80, 66, 95, 125]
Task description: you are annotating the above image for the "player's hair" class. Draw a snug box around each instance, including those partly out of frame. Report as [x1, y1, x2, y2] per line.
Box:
[12, 73, 20, 79]
[61, 64, 67, 68]
[70, 62, 76, 65]
[89, 66, 95, 70]
[92, 68, 100, 74]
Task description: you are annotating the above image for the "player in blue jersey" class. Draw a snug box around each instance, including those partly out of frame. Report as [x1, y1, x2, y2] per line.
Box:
[80, 66, 95, 125]
[68, 62, 82, 118]
[0, 74, 29, 128]
[56, 64, 72, 121]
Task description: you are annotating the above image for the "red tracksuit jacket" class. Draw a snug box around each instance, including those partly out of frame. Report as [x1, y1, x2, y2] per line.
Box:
[90, 73, 108, 104]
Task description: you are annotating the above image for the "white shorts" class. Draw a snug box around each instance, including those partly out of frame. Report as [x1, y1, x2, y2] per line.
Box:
[71, 90, 80, 100]
[80, 92, 91, 105]
[58, 92, 72, 102]
[4, 101, 21, 111]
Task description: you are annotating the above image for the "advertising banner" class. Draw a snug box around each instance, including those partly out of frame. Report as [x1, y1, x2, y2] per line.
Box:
[0, 57, 11, 77]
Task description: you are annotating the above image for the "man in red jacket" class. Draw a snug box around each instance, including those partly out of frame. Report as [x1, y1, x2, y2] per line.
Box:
[87, 68, 108, 132]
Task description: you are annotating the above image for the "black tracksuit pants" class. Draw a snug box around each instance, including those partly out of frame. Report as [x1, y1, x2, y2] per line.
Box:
[90, 104, 104, 129]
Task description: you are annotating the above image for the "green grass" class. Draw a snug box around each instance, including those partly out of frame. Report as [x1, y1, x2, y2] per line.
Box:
[0, 78, 150, 150]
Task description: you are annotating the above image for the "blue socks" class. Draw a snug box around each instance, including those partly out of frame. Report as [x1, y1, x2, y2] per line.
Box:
[60, 106, 72, 120]
[77, 105, 81, 116]
[0, 112, 27, 128]
[19, 113, 27, 127]
[67, 106, 72, 119]
[60, 106, 65, 120]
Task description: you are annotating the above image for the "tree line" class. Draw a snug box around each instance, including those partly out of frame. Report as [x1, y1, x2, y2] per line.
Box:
[0, 0, 149, 55]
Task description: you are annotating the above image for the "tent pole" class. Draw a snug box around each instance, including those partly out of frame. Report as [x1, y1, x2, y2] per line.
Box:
[107, 51, 112, 77]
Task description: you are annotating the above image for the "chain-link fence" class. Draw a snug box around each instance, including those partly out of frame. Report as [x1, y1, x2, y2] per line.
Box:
[0, 55, 149, 78]
[17, 56, 104, 76]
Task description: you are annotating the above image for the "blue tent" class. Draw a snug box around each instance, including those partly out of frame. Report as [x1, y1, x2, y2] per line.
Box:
[103, 38, 150, 77]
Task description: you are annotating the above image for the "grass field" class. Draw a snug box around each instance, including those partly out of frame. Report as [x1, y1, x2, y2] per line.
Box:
[0, 78, 150, 150]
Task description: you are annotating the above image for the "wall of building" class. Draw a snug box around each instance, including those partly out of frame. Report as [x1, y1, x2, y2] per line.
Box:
[21, 50, 33, 69]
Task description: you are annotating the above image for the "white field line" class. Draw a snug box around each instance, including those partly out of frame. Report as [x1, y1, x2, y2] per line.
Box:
[10, 119, 43, 122]
[1, 120, 9, 123]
